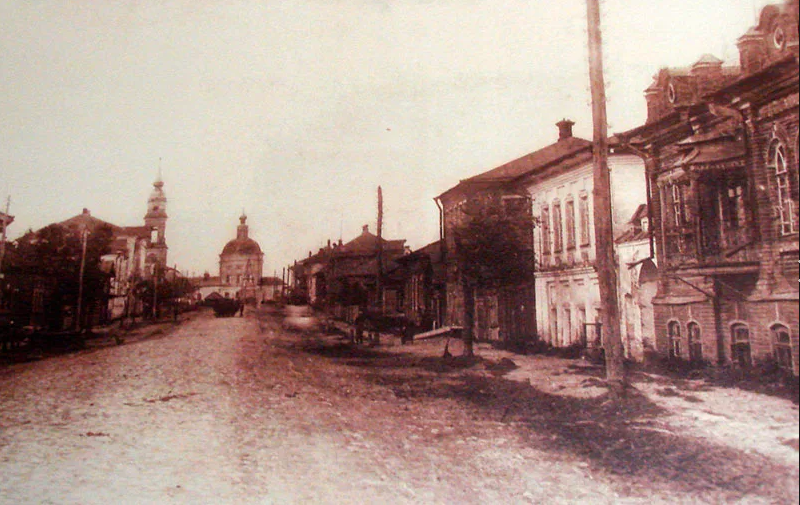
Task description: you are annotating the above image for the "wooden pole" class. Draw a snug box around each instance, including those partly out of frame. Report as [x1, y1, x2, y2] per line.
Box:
[75, 228, 89, 332]
[376, 186, 384, 313]
[586, 0, 625, 388]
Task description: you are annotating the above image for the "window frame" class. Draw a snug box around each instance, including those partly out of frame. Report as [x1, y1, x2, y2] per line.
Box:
[552, 200, 563, 253]
[565, 197, 576, 250]
[540, 205, 551, 256]
[731, 323, 752, 368]
[771, 323, 793, 371]
[579, 193, 591, 247]
[667, 320, 681, 359]
[687, 322, 703, 363]
[768, 140, 798, 235]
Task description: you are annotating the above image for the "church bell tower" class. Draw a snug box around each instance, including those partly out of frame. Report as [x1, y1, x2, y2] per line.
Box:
[144, 170, 168, 274]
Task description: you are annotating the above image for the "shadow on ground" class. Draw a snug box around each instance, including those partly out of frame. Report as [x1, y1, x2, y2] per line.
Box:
[290, 337, 796, 501]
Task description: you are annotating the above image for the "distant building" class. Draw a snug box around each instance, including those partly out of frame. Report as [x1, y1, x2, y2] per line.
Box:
[394, 240, 446, 331]
[219, 213, 264, 302]
[614, 205, 658, 361]
[3, 175, 170, 326]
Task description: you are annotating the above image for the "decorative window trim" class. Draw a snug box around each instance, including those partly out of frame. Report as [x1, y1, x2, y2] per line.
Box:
[579, 193, 591, 247]
[770, 323, 793, 371]
[667, 82, 677, 104]
[730, 322, 752, 368]
[540, 205, 551, 256]
[565, 197, 576, 250]
[552, 200, 563, 253]
[773, 25, 786, 50]
[767, 137, 797, 235]
[687, 321, 703, 363]
[667, 320, 682, 359]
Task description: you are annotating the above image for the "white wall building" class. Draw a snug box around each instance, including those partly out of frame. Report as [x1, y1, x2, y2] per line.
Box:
[523, 121, 651, 354]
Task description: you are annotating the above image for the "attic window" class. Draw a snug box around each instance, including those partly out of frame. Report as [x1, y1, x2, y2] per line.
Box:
[667, 82, 677, 104]
[773, 26, 786, 50]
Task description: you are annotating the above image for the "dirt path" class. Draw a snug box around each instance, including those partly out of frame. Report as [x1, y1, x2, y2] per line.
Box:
[0, 307, 796, 504]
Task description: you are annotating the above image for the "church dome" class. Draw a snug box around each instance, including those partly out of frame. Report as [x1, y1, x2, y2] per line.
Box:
[220, 213, 262, 257]
[221, 237, 262, 256]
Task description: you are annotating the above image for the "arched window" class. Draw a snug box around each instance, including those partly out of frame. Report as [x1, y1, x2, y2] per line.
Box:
[731, 324, 752, 368]
[772, 324, 793, 370]
[768, 139, 797, 235]
[687, 322, 703, 363]
[667, 321, 681, 359]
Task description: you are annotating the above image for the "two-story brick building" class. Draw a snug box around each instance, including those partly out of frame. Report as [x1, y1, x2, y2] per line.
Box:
[619, 0, 799, 374]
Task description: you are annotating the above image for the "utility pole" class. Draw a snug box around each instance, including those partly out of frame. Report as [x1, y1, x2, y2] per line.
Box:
[153, 262, 159, 320]
[0, 196, 12, 310]
[586, 0, 625, 389]
[0, 196, 10, 273]
[376, 186, 384, 314]
[75, 227, 89, 332]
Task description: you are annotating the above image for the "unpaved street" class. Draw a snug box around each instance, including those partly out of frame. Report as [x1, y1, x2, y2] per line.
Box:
[1, 307, 797, 504]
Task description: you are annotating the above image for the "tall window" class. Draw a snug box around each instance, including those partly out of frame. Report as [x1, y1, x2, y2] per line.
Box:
[552, 201, 563, 253]
[772, 324, 793, 370]
[579, 194, 591, 246]
[688, 322, 703, 363]
[540, 205, 551, 255]
[768, 140, 797, 235]
[668, 321, 681, 359]
[670, 184, 691, 227]
[565, 197, 576, 249]
[725, 182, 747, 228]
[731, 324, 752, 368]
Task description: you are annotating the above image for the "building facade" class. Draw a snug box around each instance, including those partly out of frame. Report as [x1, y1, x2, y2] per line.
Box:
[522, 122, 649, 352]
[219, 214, 264, 301]
[620, 0, 799, 374]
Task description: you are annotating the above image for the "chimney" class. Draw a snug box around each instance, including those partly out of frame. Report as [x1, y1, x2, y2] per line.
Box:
[82, 208, 90, 215]
[362, 224, 369, 234]
[556, 119, 574, 141]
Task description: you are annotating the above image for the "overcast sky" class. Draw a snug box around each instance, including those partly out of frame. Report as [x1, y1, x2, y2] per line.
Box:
[0, 0, 771, 277]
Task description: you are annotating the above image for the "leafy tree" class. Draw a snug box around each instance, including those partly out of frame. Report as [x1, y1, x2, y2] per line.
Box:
[451, 194, 534, 356]
[9, 223, 114, 330]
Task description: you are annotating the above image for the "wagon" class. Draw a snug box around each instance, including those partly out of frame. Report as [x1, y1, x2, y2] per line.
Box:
[211, 299, 241, 318]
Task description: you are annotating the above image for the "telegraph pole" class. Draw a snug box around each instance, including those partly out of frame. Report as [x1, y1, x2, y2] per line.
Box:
[75, 227, 89, 332]
[376, 186, 384, 313]
[0, 196, 10, 273]
[586, 0, 625, 389]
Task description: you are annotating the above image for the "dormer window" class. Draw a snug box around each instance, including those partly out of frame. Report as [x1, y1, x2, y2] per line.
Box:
[773, 26, 786, 51]
[640, 217, 649, 233]
[667, 82, 677, 104]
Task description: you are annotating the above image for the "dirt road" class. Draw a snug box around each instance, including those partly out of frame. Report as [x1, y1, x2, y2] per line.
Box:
[0, 307, 796, 504]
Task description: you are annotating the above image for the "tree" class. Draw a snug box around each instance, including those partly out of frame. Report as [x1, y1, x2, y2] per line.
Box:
[451, 194, 534, 356]
[8, 223, 114, 330]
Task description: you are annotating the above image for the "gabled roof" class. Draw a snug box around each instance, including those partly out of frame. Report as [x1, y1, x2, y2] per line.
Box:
[396, 240, 443, 264]
[58, 210, 121, 234]
[335, 226, 406, 255]
[615, 204, 651, 244]
[462, 136, 592, 185]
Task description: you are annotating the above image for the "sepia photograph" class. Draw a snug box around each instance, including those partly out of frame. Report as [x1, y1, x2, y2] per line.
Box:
[0, 0, 798, 503]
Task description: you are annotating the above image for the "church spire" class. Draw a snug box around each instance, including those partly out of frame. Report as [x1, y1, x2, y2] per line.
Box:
[237, 213, 249, 240]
